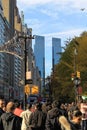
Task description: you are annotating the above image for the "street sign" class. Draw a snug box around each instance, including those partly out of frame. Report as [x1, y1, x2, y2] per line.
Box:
[26, 71, 31, 79]
[26, 79, 33, 84]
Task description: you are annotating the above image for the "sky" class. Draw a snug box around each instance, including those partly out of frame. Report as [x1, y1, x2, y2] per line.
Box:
[17, 0, 87, 77]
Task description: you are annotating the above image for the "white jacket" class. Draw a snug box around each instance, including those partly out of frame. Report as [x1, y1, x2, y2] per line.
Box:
[20, 109, 32, 130]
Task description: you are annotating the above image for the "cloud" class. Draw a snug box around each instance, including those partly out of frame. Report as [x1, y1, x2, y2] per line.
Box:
[17, 0, 87, 7]
[17, 0, 87, 26]
[17, 0, 87, 11]
[24, 18, 46, 35]
[17, 0, 53, 10]
[40, 9, 58, 19]
[44, 28, 85, 37]
[44, 28, 87, 48]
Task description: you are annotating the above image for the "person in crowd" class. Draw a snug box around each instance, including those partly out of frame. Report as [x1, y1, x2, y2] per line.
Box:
[68, 102, 79, 120]
[0, 98, 5, 116]
[31, 103, 36, 112]
[59, 110, 82, 130]
[69, 110, 82, 130]
[80, 100, 87, 130]
[0, 101, 22, 130]
[2, 100, 6, 112]
[45, 100, 62, 130]
[29, 102, 46, 130]
[14, 100, 24, 117]
[60, 103, 68, 119]
[42, 101, 52, 114]
[20, 104, 32, 130]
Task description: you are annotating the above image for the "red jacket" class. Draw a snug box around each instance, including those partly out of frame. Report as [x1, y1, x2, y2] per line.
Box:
[14, 108, 24, 117]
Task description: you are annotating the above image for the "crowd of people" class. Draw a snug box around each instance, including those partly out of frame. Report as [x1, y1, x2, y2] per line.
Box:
[0, 97, 87, 130]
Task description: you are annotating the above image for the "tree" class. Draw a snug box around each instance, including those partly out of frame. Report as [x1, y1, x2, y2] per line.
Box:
[51, 31, 87, 102]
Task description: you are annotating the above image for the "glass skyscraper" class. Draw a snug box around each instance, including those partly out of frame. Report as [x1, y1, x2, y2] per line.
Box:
[34, 35, 45, 89]
[52, 38, 62, 70]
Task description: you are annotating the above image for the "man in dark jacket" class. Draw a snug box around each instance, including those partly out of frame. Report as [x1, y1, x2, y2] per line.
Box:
[45, 100, 62, 130]
[0, 98, 5, 117]
[29, 102, 46, 130]
[0, 101, 22, 130]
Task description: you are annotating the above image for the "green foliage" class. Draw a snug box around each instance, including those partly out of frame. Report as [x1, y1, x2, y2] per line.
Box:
[51, 31, 87, 102]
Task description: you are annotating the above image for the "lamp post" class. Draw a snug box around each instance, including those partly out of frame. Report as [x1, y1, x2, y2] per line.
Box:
[18, 33, 34, 109]
[73, 40, 81, 103]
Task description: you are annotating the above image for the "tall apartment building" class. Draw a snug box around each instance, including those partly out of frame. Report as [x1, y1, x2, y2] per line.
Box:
[1, 0, 39, 100]
[2, 0, 16, 36]
[1, 0, 23, 100]
[2, 0, 22, 35]
[52, 38, 62, 70]
[34, 35, 45, 93]
[0, 0, 11, 99]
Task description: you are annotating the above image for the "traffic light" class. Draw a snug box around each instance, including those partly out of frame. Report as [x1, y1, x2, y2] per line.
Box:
[77, 71, 80, 78]
[71, 73, 75, 81]
[24, 85, 30, 94]
[32, 86, 39, 94]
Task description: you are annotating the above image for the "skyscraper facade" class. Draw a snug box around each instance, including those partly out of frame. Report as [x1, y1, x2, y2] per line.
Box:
[2, 0, 22, 35]
[34, 35, 45, 90]
[0, 0, 11, 98]
[52, 38, 62, 70]
[2, 0, 16, 35]
[1, 0, 23, 100]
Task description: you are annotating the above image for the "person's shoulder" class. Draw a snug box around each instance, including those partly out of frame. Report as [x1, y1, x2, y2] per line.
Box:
[0, 112, 6, 118]
[15, 114, 22, 121]
[0, 108, 5, 115]
[20, 110, 25, 117]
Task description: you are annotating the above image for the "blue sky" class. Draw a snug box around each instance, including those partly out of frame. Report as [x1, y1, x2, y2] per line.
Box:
[17, 0, 87, 77]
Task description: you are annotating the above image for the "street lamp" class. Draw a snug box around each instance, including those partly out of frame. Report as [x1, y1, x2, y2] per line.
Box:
[17, 32, 35, 109]
[73, 77, 81, 103]
[73, 40, 81, 103]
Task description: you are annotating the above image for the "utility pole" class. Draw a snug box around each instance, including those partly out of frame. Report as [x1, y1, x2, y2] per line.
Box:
[18, 33, 34, 109]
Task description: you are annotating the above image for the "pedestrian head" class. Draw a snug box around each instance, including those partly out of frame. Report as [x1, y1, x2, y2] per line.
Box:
[14, 100, 20, 108]
[35, 102, 42, 110]
[27, 104, 32, 110]
[0, 98, 5, 109]
[52, 100, 59, 108]
[6, 101, 15, 112]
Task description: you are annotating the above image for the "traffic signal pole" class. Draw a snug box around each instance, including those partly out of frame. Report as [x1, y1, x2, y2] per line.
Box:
[18, 34, 34, 109]
[24, 37, 28, 109]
